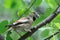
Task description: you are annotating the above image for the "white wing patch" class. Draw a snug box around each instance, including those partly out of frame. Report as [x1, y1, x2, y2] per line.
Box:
[13, 19, 29, 25]
[19, 19, 29, 22]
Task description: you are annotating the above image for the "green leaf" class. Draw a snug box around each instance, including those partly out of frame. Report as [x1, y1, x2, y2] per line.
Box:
[57, 33, 60, 40]
[11, 0, 23, 10]
[4, 0, 12, 9]
[50, 37, 55, 40]
[0, 20, 8, 34]
[17, 8, 25, 17]
[31, 0, 42, 7]
[54, 14, 60, 20]
[55, 0, 60, 5]
[6, 31, 12, 40]
[45, 0, 57, 9]
[55, 23, 60, 29]
[10, 30, 20, 40]
[26, 37, 33, 40]
[41, 29, 49, 38]
[52, 14, 60, 23]
[32, 30, 42, 40]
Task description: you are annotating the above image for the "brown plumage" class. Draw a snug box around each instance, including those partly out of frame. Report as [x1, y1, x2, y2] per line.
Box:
[6, 12, 35, 34]
[12, 16, 33, 32]
[6, 12, 40, 34]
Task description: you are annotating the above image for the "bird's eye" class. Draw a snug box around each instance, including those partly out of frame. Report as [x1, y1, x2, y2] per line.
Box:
[33, 16, 36, 21]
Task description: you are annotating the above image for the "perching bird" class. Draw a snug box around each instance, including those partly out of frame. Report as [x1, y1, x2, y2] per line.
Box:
[6, 5, 46, 34]
[6, 12, 40, 34]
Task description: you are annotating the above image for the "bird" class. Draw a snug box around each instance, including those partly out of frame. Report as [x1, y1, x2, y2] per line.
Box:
[6, 12, 40, 34]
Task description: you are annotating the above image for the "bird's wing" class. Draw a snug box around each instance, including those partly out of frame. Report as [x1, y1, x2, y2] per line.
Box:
[13, 17, 29, 25]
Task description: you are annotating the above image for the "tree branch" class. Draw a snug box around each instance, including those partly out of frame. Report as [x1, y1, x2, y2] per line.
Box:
[44, 29, 60, 40]
[18, 5, 60, 40]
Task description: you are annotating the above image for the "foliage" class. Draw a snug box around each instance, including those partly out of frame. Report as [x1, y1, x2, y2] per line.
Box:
[0, 0, 60, 40]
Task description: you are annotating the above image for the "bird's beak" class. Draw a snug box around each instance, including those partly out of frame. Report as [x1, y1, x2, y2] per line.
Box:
[34, 13, 40, 19]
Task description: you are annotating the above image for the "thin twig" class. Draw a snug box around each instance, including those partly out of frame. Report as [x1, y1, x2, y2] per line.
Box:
[20, 0, 36, 17]
[44, 29, 60, 40]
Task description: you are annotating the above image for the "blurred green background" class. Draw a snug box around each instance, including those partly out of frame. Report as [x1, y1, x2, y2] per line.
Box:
[0, 0, 60, 40]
